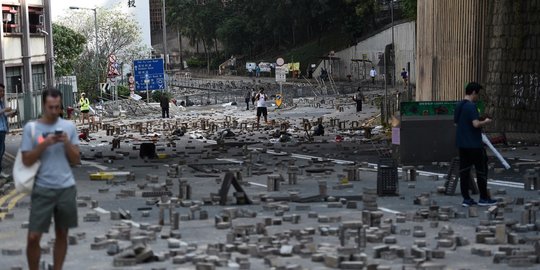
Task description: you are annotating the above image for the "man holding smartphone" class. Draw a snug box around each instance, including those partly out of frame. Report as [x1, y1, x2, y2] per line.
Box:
[0, 83, 17, 178]
[454, 82, 496, 207]
[20, 88, 80, 270]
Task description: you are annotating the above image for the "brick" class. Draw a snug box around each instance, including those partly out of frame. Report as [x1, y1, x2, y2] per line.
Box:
[323, 254, 340, 268]
[1, 248, 22, 256]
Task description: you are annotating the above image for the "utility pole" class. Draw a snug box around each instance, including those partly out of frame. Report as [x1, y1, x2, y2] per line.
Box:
[384, 54, 388, 125]
[390, 0, 395, 87]
[44, 0, 55, 87]
[94, 8, 99, 98]
[162, 0, 168, 92]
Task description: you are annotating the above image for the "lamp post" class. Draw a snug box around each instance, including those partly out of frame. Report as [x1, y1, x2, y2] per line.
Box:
[161, 0, 168, 92]
[70, 6, 100, 98]
[389, 0, 395, 87]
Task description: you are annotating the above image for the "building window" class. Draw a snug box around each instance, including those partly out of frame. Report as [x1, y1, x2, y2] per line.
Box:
[2, 4, 20, 33]
[28, 6, 44, 34]
[149, 0, 162, 31]
[6, 67, 22, 93]
[32, 64, 45, 92]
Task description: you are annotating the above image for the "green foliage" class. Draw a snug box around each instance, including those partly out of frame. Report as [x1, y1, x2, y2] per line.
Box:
[117, 85, 130, 97]
[186, 57, 206, 69]
[57, 4, 149, 101]
[285, 32, 349, 73]
[152, 90, 171, 103]
[402, 0, 418, 20]
[168, 0, 354, 58]
[52, 23, 86, 77]
[167, 0, 413, 71]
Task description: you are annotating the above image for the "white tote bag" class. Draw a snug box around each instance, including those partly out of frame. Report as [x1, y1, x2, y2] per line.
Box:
[13, 122, 40, 193]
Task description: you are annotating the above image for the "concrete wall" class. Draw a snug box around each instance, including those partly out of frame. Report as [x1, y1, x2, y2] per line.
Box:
[416, 0, 488, 101]
[483, 0, 540, 133]
[314, 21, 416, 83]
[416, 0, 539, 133]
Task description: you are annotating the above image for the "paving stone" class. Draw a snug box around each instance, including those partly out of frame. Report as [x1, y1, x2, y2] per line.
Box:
[323, 254, 340, 268]
[1, 248, 22, 256]
[311, 253, 324, 262]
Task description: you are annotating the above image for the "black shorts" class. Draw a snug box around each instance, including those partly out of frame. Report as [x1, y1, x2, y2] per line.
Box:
[81, 109, 89, 114]
[256, 107, 267, 117]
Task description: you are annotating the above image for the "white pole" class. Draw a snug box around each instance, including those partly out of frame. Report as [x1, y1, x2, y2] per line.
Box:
[146, 83, 149, 103]
[482, 134, 511, 169]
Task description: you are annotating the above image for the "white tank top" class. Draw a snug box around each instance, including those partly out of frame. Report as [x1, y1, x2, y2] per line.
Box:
[257, 94, 266, 107]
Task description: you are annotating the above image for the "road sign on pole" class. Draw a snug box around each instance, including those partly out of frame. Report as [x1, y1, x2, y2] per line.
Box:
[133, 58, 165, 91]
[100, 83, 110, 93]
[275, 66, 287, 83]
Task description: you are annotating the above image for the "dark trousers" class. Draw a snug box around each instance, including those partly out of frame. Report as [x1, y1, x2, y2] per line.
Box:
[161, 107, 169, 118]
[245, 98, 250, 110]
[355, 101, 362, 112]
[0, 131, 5, 174]
[459, 148, 489, 200]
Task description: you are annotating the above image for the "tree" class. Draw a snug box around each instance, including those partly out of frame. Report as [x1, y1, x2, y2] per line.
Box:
[52, 23, 86, 77]
[166, 0, 409, 73]
[168, 0, 223, 72]
[57, 5, 149, 100]
[402, 0, 418, 20]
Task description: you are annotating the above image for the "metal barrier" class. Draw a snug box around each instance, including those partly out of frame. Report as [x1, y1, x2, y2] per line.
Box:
[5, 81, 76, 128]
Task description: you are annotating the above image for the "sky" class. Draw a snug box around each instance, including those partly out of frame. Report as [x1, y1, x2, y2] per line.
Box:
[50, 0, 151, 48]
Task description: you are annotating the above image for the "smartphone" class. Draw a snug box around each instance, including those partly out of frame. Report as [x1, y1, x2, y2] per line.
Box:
[55, 128, 63, 135]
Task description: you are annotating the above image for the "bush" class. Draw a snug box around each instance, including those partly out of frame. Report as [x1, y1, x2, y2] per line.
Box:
[152, 91, 172, 103]
[117, 85, 130, 97]
[186, 57, 206, 69]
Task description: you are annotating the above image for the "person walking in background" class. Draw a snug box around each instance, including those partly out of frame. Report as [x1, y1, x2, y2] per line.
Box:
[352, 87, 365, 112]
[255, 65, 261, 77]
[0, 83, 17, 178]
[250, 88, 256, 107]
[244, 89, 251, 110]
[370, 67, 377, 84]
[22, 88, 80, 270]
[401, 68, 409, 87]
[454, 82, 497, 207]
[255, 87, 268, 128]
[160, 94, 170, 118]
[78, 93, 90, 125]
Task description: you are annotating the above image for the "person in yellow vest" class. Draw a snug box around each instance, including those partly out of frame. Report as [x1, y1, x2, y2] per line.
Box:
[78, 93, 90, 125]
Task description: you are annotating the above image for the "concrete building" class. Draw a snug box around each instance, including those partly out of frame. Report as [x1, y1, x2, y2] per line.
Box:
[0, 0, 54, 123]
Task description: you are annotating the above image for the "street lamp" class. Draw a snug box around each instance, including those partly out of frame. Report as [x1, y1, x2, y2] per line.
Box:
[161, 0, 168, 92]
[70, 6, 100, 98]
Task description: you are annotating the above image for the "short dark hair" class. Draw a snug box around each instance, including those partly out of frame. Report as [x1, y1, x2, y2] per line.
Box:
[0, 83, 4, 89]
[465, 82, 483, 95]
[42, 88, 63, 104]
[259, 87, 264, 91]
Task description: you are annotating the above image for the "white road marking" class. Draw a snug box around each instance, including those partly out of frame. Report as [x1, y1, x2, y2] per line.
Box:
[248, 182, 267, 188]
[264, 150, 526, 189]
[93, 207, 110, 214]
[378, 207, 401, 214]
[216, 158, 243, 164]
[121, 220, 140, 228]
[81, 160, 109, 170]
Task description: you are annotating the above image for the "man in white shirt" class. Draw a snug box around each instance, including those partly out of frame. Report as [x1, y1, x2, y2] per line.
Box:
[370, 67, 377, 84]
[255, 87, 268, 128]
